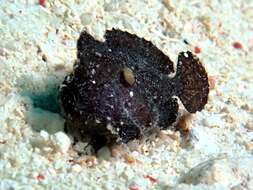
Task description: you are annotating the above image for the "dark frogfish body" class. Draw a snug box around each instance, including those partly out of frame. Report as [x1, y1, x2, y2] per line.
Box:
[59, 29, 209, 150]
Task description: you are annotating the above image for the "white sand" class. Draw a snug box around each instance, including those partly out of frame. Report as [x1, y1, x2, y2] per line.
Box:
[0, 0, 253, 189]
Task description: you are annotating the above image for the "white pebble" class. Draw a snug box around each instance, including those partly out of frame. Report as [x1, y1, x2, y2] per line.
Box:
[132, 151, 139, 157]
[53, 132, 71, 154]
[40, 130, 49, 141]
[72, 164, 82, 173]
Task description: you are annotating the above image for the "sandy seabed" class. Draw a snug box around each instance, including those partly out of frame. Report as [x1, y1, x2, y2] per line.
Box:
[0, 0, 253, 189]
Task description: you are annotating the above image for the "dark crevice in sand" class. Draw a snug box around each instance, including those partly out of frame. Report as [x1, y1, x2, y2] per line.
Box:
[18, 81, 65, 134]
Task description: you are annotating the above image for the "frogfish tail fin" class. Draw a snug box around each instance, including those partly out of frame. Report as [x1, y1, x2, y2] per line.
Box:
[173, 51, 209, 113]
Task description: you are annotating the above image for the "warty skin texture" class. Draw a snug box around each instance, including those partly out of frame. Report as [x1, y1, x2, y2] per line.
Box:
[59, 29, 209, 150]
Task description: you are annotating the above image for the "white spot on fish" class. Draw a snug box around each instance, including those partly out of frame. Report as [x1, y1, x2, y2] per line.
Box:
[91, 69, 96, 75]
[95, 119, 101, 124]
[95, 52, 102, 57]
[60, 84, 67, 89]
[66, 76, 72, 83]
[184, 52, 189, 58]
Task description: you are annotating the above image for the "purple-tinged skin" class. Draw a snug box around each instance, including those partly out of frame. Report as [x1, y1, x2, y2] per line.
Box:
[59, 29, 209, 150]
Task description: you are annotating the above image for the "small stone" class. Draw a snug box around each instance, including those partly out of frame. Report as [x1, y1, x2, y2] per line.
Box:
[245, 121, 253, 131]
[244, 141, 253, 151]
[123, 153, 137, 164]
[241, 104, 250, 111]
[176, 114, 191, 135]
[53, 132, 71, 153]
[129, 185, 140, 190]
[36, 173, 45, 181]
[30, 134, 48, 150]
[72, 164, 82, 173]
[97, 146, 111, 160]
[110, 145, 123, 158]
[40, 130, 49, 141]
[221, 114, 234, 123]
[232, 42, 243, 50]
[158, 130, 169, 140]
[194, 46, 201, 54]
[85, 156, 98, 167]
[73, 142, 90, 154]
[132, 151, 139, 157]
